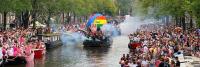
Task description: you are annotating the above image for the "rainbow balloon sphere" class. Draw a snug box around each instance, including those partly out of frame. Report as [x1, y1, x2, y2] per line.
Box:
[86, 14, 107, 29]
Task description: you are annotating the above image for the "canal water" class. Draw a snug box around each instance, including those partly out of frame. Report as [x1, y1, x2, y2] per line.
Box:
[38, 36, 129, 67]
[8, 36, 129, 67]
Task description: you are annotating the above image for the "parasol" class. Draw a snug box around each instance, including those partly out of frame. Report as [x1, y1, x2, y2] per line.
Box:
[30, 21, 46, 27]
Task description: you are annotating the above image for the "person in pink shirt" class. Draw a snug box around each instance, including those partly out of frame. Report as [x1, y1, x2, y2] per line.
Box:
[25, 44, 33, 57]
[2, 46, 7, 67]
[19, 35, 25, 45]
[25, 43, 34, 67]
[2, 46, 7, 59]
[155, 58, 162, 67]
[13, 45, 18, 56]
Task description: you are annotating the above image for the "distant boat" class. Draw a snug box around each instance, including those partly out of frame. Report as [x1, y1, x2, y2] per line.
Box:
[39, 33, 63, 50]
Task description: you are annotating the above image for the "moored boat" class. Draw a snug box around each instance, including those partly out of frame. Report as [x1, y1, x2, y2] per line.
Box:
[1, 56, 27, 66]
[39, 33, 63, 50]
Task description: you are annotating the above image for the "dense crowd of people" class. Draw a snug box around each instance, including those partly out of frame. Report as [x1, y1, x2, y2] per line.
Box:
[119, 23, 200, 67]
[0, 28, 46, 66]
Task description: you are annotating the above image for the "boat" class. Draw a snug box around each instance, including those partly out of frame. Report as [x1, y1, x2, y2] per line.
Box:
[39, 33, 63, 50]
[33, 49, 45, 59]
[1, 56, 26, 66]
[83, 36, 113, 47]
[77, 29, 113, 47]
[82, 13, 114, 47]
[128, 41, 142, 50]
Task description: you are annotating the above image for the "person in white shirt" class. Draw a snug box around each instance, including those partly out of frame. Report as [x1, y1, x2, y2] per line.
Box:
[143, 40, 148, 46]
[141, 57, 149, 67]
[0, 47, 3, 59]
[130, 60, 138, 67]
[0, 35, 3, 45]
[143, 46, 149, 53]
[7, 47, 14, 56]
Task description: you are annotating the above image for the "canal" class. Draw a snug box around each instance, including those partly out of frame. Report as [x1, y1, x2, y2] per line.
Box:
[8, 36, 129, 67]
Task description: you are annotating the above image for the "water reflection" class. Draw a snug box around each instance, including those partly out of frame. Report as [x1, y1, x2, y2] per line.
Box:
[83, 47, 110, 58]
[83, 47, 110, 67]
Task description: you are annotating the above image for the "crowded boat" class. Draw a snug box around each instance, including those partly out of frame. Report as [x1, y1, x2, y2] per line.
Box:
[0, 28, 47, 66]
[82, 14, 114, 47]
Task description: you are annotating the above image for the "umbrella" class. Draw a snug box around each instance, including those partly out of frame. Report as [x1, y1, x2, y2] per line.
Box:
[30, 21, 46, 27]
[86, 13, 107, 29]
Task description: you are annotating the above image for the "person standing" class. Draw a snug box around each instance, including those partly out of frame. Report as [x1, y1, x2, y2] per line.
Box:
[1, 46, 7, 67]
[175, 57, 180, 67]
[159, 58, 170, 67]
[25, 43, 34, 67]
[170, 60, 176, 67]
[119, 58, 125, 67]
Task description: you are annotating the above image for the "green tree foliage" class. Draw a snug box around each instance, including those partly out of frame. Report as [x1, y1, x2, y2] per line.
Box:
[116, 0, 134, 15]
[133, 0, 200, 28]
[0, 0, 118, 16]
[0, 0, 32, 13]
[0, 0, 119, 29]
[191, 0, 200, 28]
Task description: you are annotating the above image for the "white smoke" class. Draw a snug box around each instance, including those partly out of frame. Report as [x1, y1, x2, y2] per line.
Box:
[119, 15, 158, 35]
[49, 18, 86, 46]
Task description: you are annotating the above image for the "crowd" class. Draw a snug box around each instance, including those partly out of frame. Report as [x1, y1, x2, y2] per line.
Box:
[0, 28, 45, 66]
[119, 23, 200, 67]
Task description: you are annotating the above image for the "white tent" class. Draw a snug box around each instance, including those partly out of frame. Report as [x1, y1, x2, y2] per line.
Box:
[30, 21, 46, 27]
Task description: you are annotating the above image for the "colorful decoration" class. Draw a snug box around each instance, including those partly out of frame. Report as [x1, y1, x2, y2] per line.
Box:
[86, 14, 107, 29]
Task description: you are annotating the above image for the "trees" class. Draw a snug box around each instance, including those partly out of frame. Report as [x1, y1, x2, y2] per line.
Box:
[191, 0, 200, 28]
[0, 0, 118, 30]
[116, 0, 134, 16]
[0, 0, 32, 30]
[132, 0, 200, 28]
[0, 0, 14, 30]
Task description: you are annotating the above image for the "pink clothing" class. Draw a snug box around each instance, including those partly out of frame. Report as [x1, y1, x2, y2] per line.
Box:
[25, 52, 34, 67]
[17, 47, 22, 56]
[155, 60, 161, 67]
[19, 36, 25, 45]
[25, 45, 32, 56]
[13, 46, 18, 56]
[19, 47, 24, 56]
[168, 49, 172, 57]
[2, 48, 6, 56]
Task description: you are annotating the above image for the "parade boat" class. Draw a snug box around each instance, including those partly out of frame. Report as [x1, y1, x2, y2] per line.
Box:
[83, 36, 113, 47]
[39, 33, 63, 50]
[82, 13, 113, 47]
